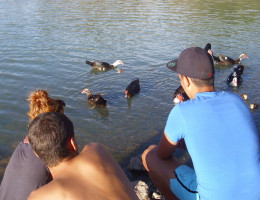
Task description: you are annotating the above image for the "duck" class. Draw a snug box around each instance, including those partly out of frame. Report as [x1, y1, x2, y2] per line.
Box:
[81, 88, 107, 107]
[218, 54, 248, 66]
[239, 94, 248, 100]
[85, 59, 124, 73]
[249, 103, 258, 110]
[172, 85, 189, 104]
[125, 79, 140, 98]
[233, 64, 244, 76]
[226, 68, 242, 87]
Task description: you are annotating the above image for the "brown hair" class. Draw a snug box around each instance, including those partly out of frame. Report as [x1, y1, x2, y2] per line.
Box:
[28, 112, 74, 167]
[179, 74, 214, 88]
[27, 90, 65, 121]
[190, 76, 214, 87]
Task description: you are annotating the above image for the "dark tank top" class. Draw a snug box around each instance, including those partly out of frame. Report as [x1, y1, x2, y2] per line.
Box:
[0, 138, 51, 200]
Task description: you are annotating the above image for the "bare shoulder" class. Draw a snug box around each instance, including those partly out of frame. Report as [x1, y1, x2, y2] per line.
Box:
[28, 180, 65, 200]
[82, 142, 107, 153]
[81, 143, 112, 161]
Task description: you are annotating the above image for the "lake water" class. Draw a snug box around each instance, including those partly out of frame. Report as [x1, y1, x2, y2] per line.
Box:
[1, 0, 260, 181]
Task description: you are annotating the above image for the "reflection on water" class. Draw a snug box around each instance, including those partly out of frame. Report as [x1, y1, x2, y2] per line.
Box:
[0, 0, 260, 181]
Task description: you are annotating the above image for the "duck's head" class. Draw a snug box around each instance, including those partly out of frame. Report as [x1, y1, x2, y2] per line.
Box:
[112, 60, 124, 67]
[81, 88, 92, 97]
[239, 54, 248, 59]
[125, 90, 131, 98]
[173, 94, 184, 104]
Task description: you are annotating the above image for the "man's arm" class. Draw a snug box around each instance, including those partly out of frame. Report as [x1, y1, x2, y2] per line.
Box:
[157, 132, 178, 159]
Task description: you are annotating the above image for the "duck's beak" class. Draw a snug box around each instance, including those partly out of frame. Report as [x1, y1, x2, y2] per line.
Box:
[125, 90, 129, 98]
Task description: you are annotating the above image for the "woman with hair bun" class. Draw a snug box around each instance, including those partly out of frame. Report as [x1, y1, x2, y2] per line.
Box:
[0, 90, 65, 200]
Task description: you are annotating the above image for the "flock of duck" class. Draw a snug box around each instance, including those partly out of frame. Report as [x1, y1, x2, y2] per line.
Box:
[82, 44, 258, 110]
[173, 43, 258, 110]
[82, 59, 140, 107]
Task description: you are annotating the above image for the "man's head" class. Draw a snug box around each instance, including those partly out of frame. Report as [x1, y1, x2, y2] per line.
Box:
[28, 112, 76, 167]
[167, 47, 214, 80]
[167, 47, 215, 98]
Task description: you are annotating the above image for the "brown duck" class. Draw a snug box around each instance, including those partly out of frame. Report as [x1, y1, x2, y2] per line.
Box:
[218, 54, 248, 66]
[81, 88, 107, 107]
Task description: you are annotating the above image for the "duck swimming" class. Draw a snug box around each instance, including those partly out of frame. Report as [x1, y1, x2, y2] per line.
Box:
[239, 94, 248, 100]
[226, 68, 242, 87]
[125, 79, 140, 98]
[85, 59, 124, 73]
[249, 103, 258, 110]
[172, 85, 189, 104]
[219, 54, 248, 66]
[81, 88, 107, 107]
[204, 44, 248, 66]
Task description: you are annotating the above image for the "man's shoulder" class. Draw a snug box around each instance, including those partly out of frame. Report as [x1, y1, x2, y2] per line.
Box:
[27, 180, 65, 200]
[81, 143, 108, 157]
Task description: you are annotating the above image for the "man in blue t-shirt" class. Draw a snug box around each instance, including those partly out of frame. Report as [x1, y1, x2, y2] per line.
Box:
[142, 47, 260, 200]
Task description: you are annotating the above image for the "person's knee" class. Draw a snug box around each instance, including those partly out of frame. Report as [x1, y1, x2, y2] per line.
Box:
[142, 145, 157, 171]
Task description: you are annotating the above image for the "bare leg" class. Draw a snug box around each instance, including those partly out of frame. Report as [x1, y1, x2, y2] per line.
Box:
[142, 145, 181, 200]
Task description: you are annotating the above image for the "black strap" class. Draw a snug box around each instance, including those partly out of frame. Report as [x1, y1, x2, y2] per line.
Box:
[174, 171, 198, 194]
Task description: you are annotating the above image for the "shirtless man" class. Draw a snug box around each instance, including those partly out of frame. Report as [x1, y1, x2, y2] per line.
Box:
[27, 112, 138, 200]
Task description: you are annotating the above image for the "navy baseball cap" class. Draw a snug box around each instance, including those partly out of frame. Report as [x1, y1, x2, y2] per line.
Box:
[166, 47, 214, 79]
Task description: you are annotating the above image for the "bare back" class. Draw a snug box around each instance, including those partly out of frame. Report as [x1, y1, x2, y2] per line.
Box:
[28, 143, 138, 200]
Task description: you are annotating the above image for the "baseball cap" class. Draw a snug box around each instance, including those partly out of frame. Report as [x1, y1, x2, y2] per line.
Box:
[166, 47, 214, 79]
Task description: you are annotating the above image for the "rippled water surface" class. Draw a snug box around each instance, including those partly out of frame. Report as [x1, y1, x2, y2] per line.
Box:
[1, 0, 260, 180]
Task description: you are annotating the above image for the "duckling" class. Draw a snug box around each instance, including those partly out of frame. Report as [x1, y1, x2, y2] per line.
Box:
[81, 88, 107, 107]
[125, 79, 140, 98]
[239, 94, 248, 100]
[86, 59, 124, 73]
[249, 103, 258, 110]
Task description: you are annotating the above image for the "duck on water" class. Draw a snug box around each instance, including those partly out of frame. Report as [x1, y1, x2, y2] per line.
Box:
[86, 59, 124, 73]
[204, 43, 248, 66]
[81, 88, 107, 107]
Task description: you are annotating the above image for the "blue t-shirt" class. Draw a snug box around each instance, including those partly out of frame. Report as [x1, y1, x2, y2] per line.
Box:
[165, 91, 260, 200]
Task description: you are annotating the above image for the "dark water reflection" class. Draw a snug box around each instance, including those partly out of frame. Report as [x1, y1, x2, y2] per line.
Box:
[0, 0, 260, 180]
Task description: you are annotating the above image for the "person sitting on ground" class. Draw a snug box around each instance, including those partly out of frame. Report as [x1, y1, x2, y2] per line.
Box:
[0, 90, 65, 200]
[142, 47, 260, 200]
[27, 112, 138, 200]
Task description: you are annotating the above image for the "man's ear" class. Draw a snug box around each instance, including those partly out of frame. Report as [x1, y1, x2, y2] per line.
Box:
[183, 76, 191, 87]
[68, 137, 78, 152]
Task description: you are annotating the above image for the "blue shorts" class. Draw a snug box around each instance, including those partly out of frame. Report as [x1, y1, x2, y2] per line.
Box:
[170, 165, 199, 200]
